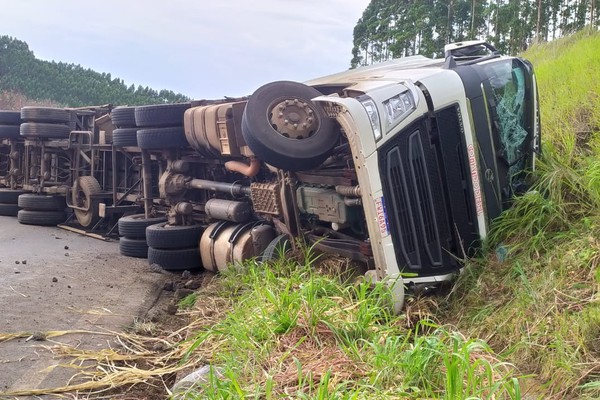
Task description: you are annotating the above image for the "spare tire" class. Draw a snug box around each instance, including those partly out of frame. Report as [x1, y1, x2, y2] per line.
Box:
[241, 81, 337, 171]
[135, 103, 191, 127]
[72, 176, 102, 227]
[21, 107, 70, 124]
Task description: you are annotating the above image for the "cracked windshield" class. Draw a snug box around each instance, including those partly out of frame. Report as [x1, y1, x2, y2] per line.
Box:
[484, 59, 531, 189]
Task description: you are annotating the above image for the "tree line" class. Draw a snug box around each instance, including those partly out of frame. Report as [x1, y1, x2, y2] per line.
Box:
[351, 0, 598, 67]
[0, 36, 190, 107]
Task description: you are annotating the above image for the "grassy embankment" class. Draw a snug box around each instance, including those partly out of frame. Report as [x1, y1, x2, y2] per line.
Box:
[168, 249, 522, 399]
[443, 28, 600, 399]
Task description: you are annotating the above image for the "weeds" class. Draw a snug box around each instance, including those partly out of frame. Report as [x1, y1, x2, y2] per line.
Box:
[179, 293, 198, 310]
[443, 30, 600, 399]
[177, 244, 522, 399]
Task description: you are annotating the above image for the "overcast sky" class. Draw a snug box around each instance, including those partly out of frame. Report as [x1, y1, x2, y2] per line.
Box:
[1, 0, 370, 99]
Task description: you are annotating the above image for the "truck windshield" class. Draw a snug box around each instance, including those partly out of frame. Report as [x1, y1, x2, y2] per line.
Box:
[481, 59, 532, 190]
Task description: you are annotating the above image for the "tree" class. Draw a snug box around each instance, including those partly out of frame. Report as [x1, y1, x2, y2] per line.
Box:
[0, 35, 191, 107]
[352, 0, 599, 66]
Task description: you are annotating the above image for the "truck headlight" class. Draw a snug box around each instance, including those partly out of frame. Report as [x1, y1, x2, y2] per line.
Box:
[383, 91, 415, 129]
[359, 97, 382, 141]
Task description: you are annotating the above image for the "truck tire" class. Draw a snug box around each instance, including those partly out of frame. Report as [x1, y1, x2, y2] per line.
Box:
[134, 103, 191, 127]
[147, 246, 201, 271]
[0, 189, 28, 204]
[73, 176, 102, 227]
[110, 106, 136, 128]
[18, 194, 66, 211]
[241, 81, 337, 171]
[118, 214, 167, 239]
[112, 128, 138, 147]
[137, 127, 188, 149]
[146, 223, 204, 249]
[17, 209, 65, 226]
[0, 111, 21, 125]
[20, 122, 71, 139]
[21, 107, 70, 124]
[119, 237, 148, 258]
[260, 234, 292, 262]
[0, 125, 21, 139]
[0, 203, 20, 216]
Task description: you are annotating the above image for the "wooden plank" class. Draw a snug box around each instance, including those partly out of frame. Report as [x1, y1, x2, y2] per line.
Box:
[57, 224, 111, 242]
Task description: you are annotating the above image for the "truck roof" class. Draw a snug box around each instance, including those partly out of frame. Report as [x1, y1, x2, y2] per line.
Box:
[305, 55, 445, 89]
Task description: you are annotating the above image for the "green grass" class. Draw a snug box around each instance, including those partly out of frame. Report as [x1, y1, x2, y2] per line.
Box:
[179, 293, 198, 310]
[442, 28, 600, 399]
[173, 247, 522, 399]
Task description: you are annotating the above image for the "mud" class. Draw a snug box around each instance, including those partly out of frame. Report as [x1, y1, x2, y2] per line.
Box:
[0, 216, 172, 395]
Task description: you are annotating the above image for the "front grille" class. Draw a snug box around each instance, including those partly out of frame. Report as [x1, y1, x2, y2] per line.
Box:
[386, 148, 420, 268]
[380, 114, 463, 276]
[435, 107, 478, 249]
[383, 127, 444, 270]
[409, 132, 442, 265]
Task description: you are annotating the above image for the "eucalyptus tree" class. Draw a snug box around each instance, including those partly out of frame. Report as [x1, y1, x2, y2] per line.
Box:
[352, 0, 600, 67]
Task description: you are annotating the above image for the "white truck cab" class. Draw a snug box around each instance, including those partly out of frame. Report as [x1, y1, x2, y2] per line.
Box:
[301, 42, 539, 289]
[236, 41, 539, 310]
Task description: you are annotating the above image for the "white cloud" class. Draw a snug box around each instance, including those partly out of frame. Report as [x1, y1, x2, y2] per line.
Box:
[1, 0, 370, 99]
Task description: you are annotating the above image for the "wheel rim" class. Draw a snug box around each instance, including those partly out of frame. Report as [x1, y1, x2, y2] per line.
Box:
[74, 188, 87, 210]
[267, 98, 319, 140]
[72, 177, 101, 227]
[74, 188, 96, 226]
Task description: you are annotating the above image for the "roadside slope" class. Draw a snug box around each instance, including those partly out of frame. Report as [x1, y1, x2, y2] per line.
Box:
[442, 28, 600, 399]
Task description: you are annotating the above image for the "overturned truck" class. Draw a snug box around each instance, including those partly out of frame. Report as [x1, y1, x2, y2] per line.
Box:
[1, 41, 540, 310]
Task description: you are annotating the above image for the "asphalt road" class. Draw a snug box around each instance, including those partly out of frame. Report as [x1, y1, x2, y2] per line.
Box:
[0, 216, 167, 396]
